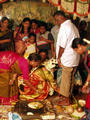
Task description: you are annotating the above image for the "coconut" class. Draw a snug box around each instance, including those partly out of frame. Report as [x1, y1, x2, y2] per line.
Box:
[78, 100, 86, 107]
[66, 105, 74, 114]
[77, 107, 83, 112]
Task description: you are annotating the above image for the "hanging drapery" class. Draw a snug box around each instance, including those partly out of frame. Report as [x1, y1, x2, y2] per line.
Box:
[0, 0, 7, 3]
[79, 0, 89, 3]
[58, 0, 61, 5]
[88, 2, 90, 13]
[74, 0, 77, 13]
[58, 0, 61, 10]
[48, 0, 90, 16]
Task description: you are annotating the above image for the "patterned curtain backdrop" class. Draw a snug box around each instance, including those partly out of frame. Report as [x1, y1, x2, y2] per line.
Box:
[2, 1, 56, 25]
[0, 0, 7, 3]
[48, 0, 59, 6]
[48, 0, 90, 16]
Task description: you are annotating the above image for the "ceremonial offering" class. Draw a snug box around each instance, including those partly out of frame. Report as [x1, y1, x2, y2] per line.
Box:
[0, 105, 12, 114]
[28, 102, 44, 110]
[77, 107, 83, 112]
[27, 112, 34, 115]
[0, 105, 12, 120]
[53, 105, 64, 113]
[71, 110, 85, 119]
[66, 105, 74, 114]
[78, 99, 86, 107]
[14, 101, 44, 114]
[43, 58, 57, 71]
[41, 113, 55, 120]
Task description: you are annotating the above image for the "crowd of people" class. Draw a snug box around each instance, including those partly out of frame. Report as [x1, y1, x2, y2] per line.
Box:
[0, 10, 90, 119]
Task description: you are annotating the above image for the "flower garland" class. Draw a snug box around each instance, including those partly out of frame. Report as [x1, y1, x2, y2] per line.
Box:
[88, 3, 90, 13]
[78, 0, 89, 4]
[79, 0, 88, 2]
[64, 0, 74, 2]
[65, 0, 89, 4]
[48, 0, 89, 16]
[0, 0, 7, 3]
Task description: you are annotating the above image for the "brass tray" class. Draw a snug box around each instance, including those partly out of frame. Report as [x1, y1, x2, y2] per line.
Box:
[14, 100, 45, 114]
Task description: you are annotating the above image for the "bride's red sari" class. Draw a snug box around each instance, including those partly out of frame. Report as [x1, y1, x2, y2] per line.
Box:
[19, 66, 56, 101]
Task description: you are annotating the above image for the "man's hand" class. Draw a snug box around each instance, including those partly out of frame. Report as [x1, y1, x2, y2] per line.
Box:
[53, 85, 60, 94]
[57, 59, 61, 67]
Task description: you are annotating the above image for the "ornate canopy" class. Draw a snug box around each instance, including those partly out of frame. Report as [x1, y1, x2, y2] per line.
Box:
[0, 0, 7, 3]
[48, 0, 90, 16]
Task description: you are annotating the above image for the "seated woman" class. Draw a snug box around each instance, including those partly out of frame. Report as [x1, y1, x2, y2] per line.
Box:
[19, 53, 60, 101]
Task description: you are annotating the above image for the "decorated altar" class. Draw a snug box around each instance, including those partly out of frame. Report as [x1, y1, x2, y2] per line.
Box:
[0, 93, 87, 120]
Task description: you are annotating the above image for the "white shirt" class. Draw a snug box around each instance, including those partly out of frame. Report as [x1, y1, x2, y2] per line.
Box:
[56, 20, 80, 67]
[36, 31, 49, 46]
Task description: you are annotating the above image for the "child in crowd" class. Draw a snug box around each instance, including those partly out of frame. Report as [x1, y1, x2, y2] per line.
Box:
[19, 53, 60, 101]
[39, 49, 48, 63]
[36, 22, 54, 59]
[30, 19, 40, 34]
[39, 49, 57, 74]
[24, 33, 38, 59]
[72, 38, 90, 120]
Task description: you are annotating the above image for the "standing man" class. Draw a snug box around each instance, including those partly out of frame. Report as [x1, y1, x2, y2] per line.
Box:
[56, 11, 80, 105]
[51, 11, 61, 56]
[51, 11, 61, 80]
